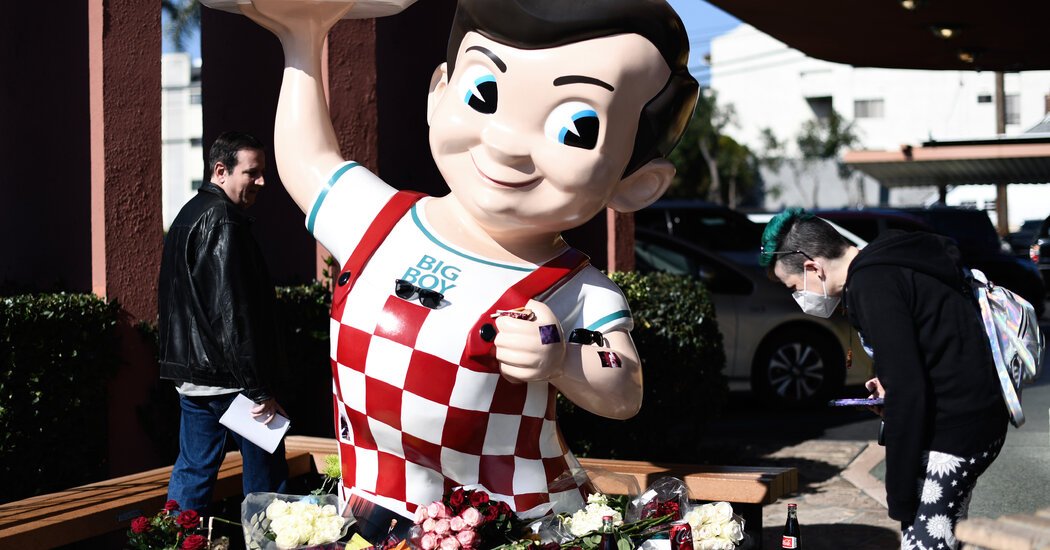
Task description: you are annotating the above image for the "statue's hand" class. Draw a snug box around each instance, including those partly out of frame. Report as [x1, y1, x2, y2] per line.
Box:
[240, 0, 354, 42]
[494, 300, 567, 383]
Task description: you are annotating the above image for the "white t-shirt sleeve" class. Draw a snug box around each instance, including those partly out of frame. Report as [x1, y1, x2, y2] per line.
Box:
[545, 266, 633, 334]
[305, 161, 398, 267]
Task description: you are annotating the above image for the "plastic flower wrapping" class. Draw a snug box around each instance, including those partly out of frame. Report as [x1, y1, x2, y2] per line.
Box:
[243, 492, 354, 550]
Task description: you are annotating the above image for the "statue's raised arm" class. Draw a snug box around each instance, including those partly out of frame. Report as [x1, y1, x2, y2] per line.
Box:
[239, 0, 358, 213]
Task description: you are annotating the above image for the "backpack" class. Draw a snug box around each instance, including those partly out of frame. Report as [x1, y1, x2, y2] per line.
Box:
[965, 268, 1045, 428]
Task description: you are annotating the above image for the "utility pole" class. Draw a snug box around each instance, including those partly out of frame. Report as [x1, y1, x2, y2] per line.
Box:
[994, 72, 1009, 236]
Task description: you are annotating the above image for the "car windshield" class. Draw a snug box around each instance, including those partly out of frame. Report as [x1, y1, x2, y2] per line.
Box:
[907, 210, 1001, 255]
[635, 205, 764, 253]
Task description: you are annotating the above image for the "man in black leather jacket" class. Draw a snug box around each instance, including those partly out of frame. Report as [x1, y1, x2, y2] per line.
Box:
[158, 131, 288, 513]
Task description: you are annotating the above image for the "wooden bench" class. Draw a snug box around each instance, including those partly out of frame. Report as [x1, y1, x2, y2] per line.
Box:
[956, 507, 1050, 549]
[0, 449, 314, 549]
[1, 437, 796, 549]
[286, 436, 798, 548]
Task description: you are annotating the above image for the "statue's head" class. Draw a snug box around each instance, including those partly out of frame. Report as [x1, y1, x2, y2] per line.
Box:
[425, 0, 698, 236]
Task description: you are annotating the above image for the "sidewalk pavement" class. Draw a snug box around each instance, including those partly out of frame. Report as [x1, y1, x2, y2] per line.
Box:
[755, 439, 900, 549]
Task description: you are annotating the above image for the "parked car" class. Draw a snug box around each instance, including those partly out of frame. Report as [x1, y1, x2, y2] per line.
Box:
[1007, 219, 1046, 257]
[633, 227, 873, 407]
[816, 207, 1045, 318]
[1031, 215, 1050, 296]
[634, 200, 765, 266]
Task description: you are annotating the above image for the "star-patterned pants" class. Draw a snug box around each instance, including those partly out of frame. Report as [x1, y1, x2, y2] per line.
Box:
[900, 436, 1005, 550]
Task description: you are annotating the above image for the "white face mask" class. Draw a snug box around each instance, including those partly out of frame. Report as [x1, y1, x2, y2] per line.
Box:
[792, 269, 840, 318]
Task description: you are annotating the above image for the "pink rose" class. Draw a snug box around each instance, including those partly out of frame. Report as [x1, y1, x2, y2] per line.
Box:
[421, 533, 439, 550]
[427, 502, 444, 519]
[433, 519, 451, 536]
[450, 516, 466, 531]
[423, 518, 437, 532]
[440, 536, 461, 550]
[460, 507, 481, 527]
[416, 505, 430, 524]
[456, 529, 477, 549]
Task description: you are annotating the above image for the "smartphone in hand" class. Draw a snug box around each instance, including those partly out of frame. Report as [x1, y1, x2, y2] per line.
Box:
[827, 397, 885, 407]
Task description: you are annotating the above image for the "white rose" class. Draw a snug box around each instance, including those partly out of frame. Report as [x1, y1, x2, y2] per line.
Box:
[275, 527, 303, 549]
[719, 520, 743, 543]
[697, 523, 720, 541]
[709, 503, 733, 524]
[266, 499, 291, 519]
[270, 514, 296, 534]
[587, 493, 610, 506]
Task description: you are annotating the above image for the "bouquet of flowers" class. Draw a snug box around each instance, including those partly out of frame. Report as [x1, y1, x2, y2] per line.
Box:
[126, 499, 207, 550]
[682, 502, 745, 550]
[413, 487, 519, 550]
[242, 493, 354, 550]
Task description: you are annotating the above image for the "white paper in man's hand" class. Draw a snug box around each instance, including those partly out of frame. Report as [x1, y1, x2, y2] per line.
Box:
[218, 394, 290, 454]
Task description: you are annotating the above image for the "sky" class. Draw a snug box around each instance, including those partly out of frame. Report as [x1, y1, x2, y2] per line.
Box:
[162, 0, 741, 85]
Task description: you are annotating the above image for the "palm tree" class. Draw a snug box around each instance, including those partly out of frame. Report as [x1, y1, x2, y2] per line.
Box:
[162, 0, 200, 52]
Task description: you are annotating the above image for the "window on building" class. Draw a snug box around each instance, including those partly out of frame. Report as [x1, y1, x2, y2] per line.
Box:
[805, 96, 833, 120]
[854, 98, 885, 119]
[977, 94, 993, 104]
[190, 92, 202, 105]
[191, 179, 203, 190]
[958, 200, 978, 210]
[1005, 94, 1020, 125]
[190, 137, 203, 148]
[984, 200, 996, 212]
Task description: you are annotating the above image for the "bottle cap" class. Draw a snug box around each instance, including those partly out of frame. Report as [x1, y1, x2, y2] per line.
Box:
[603, 515, 613, 520]
[787, 503, 797, 509]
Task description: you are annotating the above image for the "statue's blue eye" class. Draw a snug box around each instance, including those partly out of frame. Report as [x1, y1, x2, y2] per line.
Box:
[458, 66, 498, 114]
[544, 102, 600, 150]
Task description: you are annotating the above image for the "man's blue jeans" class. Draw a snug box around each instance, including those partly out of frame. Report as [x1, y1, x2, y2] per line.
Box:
[168, 393, 288, 513]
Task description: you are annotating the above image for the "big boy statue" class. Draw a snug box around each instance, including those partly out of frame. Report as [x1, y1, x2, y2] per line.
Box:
[231, 0, 697, 532]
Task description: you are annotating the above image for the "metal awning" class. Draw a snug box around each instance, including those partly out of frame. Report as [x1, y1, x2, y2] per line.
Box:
[706, 0, 1050, 72]
[844, 140, 1050, 187]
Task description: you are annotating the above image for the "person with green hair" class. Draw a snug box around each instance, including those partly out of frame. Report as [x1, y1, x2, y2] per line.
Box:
[760, 208, 1009, 549]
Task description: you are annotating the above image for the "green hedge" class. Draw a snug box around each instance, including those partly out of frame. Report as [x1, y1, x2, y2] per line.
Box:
[0, 272, 726, 504]
[557, 271, 728, 462]
[0, 293, 121, 503]
[137, 282, 337, 465]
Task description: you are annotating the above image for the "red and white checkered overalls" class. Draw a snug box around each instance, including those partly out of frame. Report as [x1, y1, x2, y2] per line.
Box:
[330, 191, 589, 518]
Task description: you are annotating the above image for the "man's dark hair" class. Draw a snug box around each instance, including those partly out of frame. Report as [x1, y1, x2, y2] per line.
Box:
[759, 208, 850, 276]
[207, 131, 264, 180]
[446, 0, 699, 177]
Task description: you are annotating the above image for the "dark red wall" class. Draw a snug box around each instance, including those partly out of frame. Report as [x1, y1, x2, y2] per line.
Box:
[0, 2, 92, 293]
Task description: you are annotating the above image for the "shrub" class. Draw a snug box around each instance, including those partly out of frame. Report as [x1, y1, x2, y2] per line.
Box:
[557, 271, 728, 462]
[0, 293, 121, 503]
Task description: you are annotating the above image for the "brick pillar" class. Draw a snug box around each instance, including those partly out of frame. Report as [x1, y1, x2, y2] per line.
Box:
[88, 0, 165, 474]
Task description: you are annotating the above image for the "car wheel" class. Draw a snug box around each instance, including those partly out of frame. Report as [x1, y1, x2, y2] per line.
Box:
[752, 328, 845, 407]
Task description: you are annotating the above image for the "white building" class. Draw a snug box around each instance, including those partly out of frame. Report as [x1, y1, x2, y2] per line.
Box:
[709, 24, 1050, 227]
[161, 52, 204, 230]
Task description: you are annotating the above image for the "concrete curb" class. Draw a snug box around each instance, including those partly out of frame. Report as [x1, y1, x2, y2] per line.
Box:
[841, 442, 888, 509]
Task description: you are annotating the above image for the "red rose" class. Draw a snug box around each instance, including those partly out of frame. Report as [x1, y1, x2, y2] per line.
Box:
[164, 499, 180, 513]
[497, 501, 511, 515]
[449, 488, 466, 510]
[130, 516, 151, 534]
[182, 534, 207, 550]
[469, 491, 489, 507]
[176, 510, 201, 530]
[481, 505, 499, 523]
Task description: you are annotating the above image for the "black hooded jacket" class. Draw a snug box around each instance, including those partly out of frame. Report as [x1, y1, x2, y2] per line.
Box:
[845, 230, 1007, 522]
[157, 183, 284, 402]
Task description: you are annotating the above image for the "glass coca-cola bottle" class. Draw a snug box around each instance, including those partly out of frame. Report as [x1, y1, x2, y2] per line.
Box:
[781, 503, 801, 549]
[598, 515, 618, 550]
